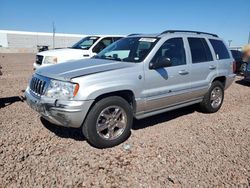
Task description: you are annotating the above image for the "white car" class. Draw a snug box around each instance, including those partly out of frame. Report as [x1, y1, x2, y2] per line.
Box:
[33, 35, 124, 69]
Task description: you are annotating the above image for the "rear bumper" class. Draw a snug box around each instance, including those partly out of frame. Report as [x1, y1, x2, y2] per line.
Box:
[25, 88, 94, 128]
[225, 74, 236, 90]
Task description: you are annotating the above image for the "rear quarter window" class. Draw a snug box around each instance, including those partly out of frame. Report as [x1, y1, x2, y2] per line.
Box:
[209, 39, 230, 60]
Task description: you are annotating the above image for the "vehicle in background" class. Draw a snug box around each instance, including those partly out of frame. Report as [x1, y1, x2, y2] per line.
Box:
[230, 50, 246, 74]
[37, 45, 49, 52]
[33, 35, 124, 69]
[26, 30, 235, 148]
[244, 61, 250, 82]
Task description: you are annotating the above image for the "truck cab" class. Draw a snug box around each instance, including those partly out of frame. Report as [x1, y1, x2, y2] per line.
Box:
[33, 35, 123, 69]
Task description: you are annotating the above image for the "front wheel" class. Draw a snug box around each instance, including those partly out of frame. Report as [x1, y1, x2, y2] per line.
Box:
[82, 96, 133, 148]
[199, 81, 224, 113]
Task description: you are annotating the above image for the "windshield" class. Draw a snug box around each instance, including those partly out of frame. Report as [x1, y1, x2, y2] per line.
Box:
[94, 37, 159, 62]
[71, 36, 100, 50]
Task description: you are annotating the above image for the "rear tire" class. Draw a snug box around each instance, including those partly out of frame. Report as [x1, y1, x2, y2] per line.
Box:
[199, 81, 224, 113]
[82, 96, 133, 148]
[240, 63, 247, 74]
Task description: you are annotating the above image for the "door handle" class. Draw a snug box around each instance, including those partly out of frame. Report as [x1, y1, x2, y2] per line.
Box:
[209, 65, 216, 70]
[178, 70, 189, 75]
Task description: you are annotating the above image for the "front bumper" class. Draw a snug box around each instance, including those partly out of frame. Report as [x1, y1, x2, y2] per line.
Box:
[25, 88, 94, 128]
[225, 74, 236, 90]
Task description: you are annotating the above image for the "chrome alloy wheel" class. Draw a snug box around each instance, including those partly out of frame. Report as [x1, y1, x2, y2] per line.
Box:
[210, 86, 223, 109]
[96, 106, 127, 140]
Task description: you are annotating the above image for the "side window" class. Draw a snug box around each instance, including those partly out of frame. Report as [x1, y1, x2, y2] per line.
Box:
[188, 38, 213, 63]
[209, 39, 230, 60]
[93, 37, 113, 53]
[151, 38, 186, 67]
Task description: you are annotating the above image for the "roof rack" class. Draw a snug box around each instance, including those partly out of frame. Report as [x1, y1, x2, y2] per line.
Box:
[160, 30, 218, 37]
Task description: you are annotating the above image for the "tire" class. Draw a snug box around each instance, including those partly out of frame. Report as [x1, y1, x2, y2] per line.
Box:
[240, 63, 247, 74]
[199, 81, 224, 113]
[82, 96, 133, 148]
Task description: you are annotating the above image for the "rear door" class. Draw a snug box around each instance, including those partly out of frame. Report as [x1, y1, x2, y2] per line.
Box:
[187, 37, 217, 99]
[209, 39, 232, 75]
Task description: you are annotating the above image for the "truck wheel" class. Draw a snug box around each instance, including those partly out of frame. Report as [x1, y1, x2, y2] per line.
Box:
[82, 96, 133, 148]
[199, 81, 224, 113]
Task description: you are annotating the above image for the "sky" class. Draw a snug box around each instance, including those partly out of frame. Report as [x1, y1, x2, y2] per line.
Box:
[0, 0, 249, 46]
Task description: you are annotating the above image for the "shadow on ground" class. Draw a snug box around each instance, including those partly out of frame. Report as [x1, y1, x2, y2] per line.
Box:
[0, 96, 25, 108]
[235, 79, 250, 87]
[132, 105, 197, 130]
[41, 117, 85, 141]
[41, 105, 197, 140]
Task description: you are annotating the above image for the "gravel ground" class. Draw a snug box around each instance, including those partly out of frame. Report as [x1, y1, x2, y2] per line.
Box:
[0, 53, 250, 187]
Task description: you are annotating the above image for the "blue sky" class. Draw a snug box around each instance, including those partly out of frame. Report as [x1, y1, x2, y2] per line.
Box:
[0, 0, 249, 46]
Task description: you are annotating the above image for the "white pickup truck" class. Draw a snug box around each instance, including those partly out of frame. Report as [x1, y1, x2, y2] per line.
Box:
[33, 35, 124, 69]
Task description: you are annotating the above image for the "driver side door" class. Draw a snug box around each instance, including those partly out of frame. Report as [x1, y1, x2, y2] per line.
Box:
[144, 37, 192, 112]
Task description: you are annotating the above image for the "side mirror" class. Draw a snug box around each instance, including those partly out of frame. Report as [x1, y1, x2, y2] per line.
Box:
[149, 57, 171, 69]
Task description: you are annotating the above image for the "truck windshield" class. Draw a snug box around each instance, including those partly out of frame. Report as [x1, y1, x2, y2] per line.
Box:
[94, 37, 159, 62]
[71, 36, 100, 50]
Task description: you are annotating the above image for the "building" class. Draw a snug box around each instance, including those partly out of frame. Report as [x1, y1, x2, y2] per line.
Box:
[0, 30, 86, 53]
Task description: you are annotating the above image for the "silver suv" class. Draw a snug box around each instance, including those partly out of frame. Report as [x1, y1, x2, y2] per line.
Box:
[25, 30, 235, 148]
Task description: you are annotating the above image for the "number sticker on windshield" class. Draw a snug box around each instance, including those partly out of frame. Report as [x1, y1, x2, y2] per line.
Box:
[139, 38, 157, 42]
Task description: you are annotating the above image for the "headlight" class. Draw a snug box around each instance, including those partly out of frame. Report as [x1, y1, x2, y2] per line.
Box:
[45, 80, 79, 100]
[44, 56, 57, 64]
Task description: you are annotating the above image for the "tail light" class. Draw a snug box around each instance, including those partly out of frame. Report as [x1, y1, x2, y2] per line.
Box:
[233, 61, 236, 73]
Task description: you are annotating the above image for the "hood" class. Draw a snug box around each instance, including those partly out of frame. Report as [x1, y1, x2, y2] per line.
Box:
[38, 48, 89, 56]
[36, 58, 135, 81]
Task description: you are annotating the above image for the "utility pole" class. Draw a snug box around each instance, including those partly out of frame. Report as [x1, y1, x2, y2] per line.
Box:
[248, 31, 250, 44]
[228, 40, 232, 47]
[52, 22, 56, 49]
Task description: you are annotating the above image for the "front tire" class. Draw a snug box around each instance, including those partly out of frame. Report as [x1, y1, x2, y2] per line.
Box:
[82, 96, 133, 148]
[199, 81, 224, 113]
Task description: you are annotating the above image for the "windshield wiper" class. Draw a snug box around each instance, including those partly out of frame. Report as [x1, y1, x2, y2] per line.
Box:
[100, 55, 122, 61]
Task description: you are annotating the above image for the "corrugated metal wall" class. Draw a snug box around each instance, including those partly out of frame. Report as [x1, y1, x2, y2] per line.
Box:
[7, 34, 83, 49]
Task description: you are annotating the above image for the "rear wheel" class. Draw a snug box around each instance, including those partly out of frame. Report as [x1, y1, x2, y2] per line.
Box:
[199, 81, 224, 113]
[82, 96, 133, 148]
[240, 63, 247, 74]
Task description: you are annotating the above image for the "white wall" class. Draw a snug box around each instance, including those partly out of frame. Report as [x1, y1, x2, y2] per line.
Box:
[0, 33, 8, 47]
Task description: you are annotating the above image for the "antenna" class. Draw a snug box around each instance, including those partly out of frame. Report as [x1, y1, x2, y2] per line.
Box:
[52, 22, 56, 49]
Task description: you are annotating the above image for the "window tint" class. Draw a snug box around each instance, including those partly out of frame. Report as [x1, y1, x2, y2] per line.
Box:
[151, 38, 186, 67]
[113, 37, 123, 42]
[188, 37, 213, 63]
[188, 38, 213, 63]
[95, 37, 158, 62]
[93, 37, 113, 53]
[209, 39, 230, 60]
[231, 50, 242, 60]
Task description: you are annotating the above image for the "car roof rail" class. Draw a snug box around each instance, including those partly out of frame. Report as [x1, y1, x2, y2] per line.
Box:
[127, 33, 141, 36]
[160, 30, 218, 37]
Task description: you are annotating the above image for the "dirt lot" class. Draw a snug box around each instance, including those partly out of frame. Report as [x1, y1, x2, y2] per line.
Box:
[0, 53, 250, 187]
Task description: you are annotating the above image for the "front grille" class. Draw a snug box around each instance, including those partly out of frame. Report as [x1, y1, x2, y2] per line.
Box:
[36, 55, 43, 65]
[30, 76, 47, 96]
